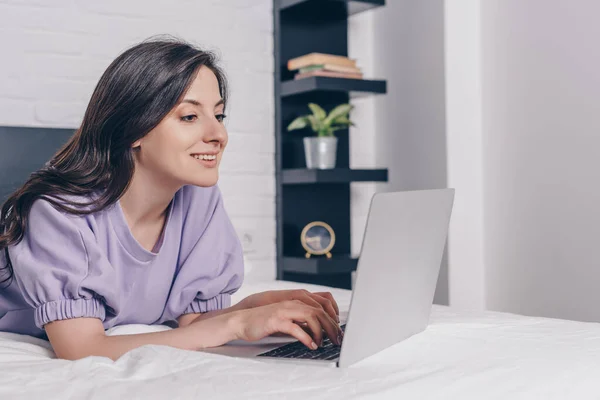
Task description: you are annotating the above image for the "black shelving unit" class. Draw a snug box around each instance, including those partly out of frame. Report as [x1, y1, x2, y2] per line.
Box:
[282, 255, 358, 275]
[274, 0, 387, 289]
[282, 168, 388, 184]
[281, 77, 387, 98]
[279, 0, 384, 16]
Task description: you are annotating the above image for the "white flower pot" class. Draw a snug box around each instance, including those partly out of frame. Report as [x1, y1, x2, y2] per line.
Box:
[303, 137, 337, 169]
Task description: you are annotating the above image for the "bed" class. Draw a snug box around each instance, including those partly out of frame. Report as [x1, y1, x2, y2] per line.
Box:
[0, 279, 599, 399]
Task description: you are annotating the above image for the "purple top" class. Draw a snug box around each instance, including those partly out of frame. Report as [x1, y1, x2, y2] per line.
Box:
[0, 185, 244, 339]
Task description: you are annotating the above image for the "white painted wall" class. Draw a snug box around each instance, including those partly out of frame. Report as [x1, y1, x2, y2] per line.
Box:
[348, 9, 378, 260]
[444, 0, 486, 311]
[481, 0, 600, 322]
[0, 0, 275, 282]
[349, 0, 449, 304]
[445, 0, 600, 322]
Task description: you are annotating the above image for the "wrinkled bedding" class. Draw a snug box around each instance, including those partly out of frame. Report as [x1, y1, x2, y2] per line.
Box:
[0, 280, 599, 399]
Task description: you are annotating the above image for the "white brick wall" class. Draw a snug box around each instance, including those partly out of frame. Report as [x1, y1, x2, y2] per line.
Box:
[0, 0, 276, 281]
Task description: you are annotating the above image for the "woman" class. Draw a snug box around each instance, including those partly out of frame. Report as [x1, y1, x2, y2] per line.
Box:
[0, 38, 343, 361]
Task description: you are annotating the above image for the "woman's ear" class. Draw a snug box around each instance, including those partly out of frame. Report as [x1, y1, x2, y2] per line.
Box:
[132, 139, 142, 148]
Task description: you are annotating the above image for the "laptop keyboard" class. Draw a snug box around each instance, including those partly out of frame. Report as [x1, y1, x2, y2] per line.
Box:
[257, 324, 346, 361]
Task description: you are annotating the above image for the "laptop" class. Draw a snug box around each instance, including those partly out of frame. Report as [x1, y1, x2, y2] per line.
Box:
[203, 189, 455, 368]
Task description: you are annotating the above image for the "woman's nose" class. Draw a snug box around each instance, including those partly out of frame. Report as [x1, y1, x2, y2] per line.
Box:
[204, 119, 227, 145]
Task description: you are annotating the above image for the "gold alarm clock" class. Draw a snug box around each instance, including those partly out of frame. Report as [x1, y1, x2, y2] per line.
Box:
[300, 221, 335, 259]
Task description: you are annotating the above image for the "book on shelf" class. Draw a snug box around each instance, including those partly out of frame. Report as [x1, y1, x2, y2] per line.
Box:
[294, 70, 363, 80]
[287, 52, 357, 70]
[288, 52, 364, 81]
[298, 64, 361, 74]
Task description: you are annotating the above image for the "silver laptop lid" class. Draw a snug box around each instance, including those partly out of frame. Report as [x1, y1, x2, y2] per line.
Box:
[338, 189, 455, 368]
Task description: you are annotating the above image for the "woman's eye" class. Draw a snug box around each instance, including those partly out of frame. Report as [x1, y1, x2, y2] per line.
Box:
[181, 115, 197, 122]
[216, 113, 227, 123]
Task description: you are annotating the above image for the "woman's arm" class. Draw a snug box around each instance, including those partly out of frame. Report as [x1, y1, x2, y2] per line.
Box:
[45, 314, 237, 361]
[177, 301, 246, 327]
[46, 299, 343, 361]
[178, 289, 340, 328]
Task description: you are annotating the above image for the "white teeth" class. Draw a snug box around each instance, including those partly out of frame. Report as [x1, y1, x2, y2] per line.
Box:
[192, 154, 216, 161]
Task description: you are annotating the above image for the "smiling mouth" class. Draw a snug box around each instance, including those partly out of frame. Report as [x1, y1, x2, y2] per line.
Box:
[190, 153, 218, 168]
[191, 154, 217, 161]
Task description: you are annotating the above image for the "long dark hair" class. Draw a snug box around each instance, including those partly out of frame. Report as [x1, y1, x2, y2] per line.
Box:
[0, 36, 228, 286]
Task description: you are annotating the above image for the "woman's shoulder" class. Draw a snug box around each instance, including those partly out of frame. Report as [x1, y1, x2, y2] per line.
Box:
[10, 194, 100, 261]
[27, 191, 107, 232]
[31, 191, 98, 213]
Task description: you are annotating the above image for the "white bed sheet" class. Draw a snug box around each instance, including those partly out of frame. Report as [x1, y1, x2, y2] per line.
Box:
[0, 280, 599, 399]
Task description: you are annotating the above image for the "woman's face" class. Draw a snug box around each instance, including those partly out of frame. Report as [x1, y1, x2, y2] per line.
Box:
[132, 66, 228, 188]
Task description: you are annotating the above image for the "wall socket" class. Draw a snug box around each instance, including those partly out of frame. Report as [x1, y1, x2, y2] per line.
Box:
[240, 232, 256, 256]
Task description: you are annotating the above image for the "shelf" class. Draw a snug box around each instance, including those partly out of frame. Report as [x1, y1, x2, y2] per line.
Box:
[275, 0, 387, 288]
[282, 255, 358, 275]
[280, 77, 387, 98]
[279, 0, 385, 16]
[282, 168, 388, 184]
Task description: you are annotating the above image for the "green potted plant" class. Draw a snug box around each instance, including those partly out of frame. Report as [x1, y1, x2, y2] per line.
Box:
[287, 103, 354, 169]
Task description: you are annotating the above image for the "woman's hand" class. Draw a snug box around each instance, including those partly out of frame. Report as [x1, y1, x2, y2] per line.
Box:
[229, 300, 343, 348]
[236, 289, 340, 323]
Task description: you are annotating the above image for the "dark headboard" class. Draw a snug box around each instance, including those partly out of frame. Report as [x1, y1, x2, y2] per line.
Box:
[0, 126, 75, 203]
